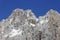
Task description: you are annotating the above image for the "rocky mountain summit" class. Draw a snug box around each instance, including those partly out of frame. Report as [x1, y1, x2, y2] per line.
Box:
[0, 8, 60, 40]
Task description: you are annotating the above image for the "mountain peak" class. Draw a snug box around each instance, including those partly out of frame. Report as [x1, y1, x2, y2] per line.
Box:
[46, 9, 59, 15]
[9, 8, 36, 19]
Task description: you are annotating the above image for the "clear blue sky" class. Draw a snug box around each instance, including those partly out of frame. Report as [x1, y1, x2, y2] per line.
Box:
[0, 0, 60, 21]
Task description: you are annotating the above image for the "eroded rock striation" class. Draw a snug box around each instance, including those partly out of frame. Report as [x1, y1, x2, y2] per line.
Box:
[0, 8, 60, 40]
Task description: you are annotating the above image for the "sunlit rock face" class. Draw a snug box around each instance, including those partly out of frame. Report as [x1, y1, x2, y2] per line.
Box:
[0, 8, 60, 40]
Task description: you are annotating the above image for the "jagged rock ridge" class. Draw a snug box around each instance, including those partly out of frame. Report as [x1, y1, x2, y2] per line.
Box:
[0, 8, 60, 40]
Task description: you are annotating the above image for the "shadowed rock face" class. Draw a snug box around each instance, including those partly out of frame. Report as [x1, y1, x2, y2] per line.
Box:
[0, 8, 60, 40]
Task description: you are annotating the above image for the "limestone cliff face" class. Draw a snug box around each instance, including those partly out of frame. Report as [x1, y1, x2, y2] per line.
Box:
[0, 8, 60, 40]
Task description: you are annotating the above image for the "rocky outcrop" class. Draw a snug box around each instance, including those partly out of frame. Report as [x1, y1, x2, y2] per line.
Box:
[0, 9, 60, 40]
